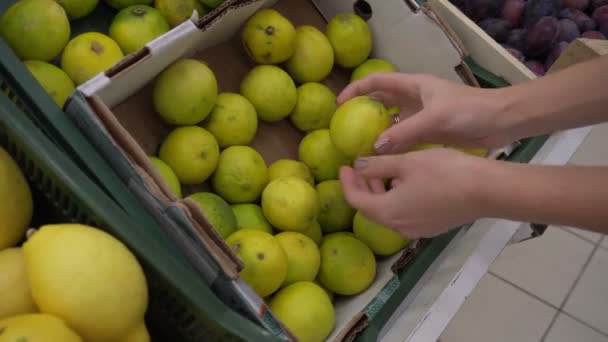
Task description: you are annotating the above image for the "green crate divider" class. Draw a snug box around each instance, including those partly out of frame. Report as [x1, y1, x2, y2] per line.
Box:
[0, 92, 277, 342]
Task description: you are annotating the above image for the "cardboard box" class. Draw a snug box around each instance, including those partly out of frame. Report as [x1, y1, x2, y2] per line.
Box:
[548, 38, 608, 73]
[64, 0, 512, 340]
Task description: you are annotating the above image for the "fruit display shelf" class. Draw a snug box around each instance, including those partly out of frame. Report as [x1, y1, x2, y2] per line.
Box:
[59, 0, 591, 341]
[0, 0, 591, 341]
[0, 92, 277, 341]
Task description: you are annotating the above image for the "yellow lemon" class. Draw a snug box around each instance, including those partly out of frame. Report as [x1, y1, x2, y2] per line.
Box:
[0, 313, 82, 342]
[0, 248, 38, 319]
[0, 147, 33, 250]
[23, 224, 148, 341]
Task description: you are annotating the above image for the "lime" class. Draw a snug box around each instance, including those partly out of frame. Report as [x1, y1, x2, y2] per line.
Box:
[211, 146, 268, 203]
[231, 203, 273, 234]
[268, 159, 314, 186]
[318, 233, 376, 295]
[240, 65, 297, 122]
[326, 13, 372, 68]
[226, 229, 287, 298]
[158, 126, 219, 185]
[261, 177, 320, 232]
[353, 211, 410, 256]
[298, 129, 350, 182]
[109, 5, 170, 54]
[275, 232, 320, 286]
[329, 96, 390, 158]
[149, 156, 182, 198]
[290, 82, 337, 132]
[60, 32, 125, 85]
[153, 0, 206, 27]
[350, 58, 397, 82]
[188, 192, 237, 239]
[285, 25, 334, 83]
[153, 59, 218, 126]
[316, 180, 355, 233]
[24, 60, 75, 108]
[269, 281, 335, 342]
[241, 8, 296, 64]
[0, 0, 70, 61]
[202, 92, 258, 148]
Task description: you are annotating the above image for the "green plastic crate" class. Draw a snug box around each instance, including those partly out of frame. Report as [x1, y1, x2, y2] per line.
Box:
[0, 92, 279, 341]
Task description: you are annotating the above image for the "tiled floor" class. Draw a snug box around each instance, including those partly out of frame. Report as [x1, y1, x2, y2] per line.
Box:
[439, 124, 608, 342]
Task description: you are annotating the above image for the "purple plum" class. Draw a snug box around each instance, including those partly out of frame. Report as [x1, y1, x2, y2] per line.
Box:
[545, 41, 569, 70]
[503, 45, 526, 61]
[591, 0, 608, 11]
[525, 16, 561, 57]
[525, 60, 547, 76]
[523, 0, 562, 27]
[506, 28, 528, 50]
[562, 0, 590, 10]
[465, 0, 506, 22]
[581, 29, 607, 38]
[479, 18, 513, 42]
[502, 0, 526, 27]
[558, 18, 581, 41]
[559, 8, 597, 31]
[592, 5, 608, 22]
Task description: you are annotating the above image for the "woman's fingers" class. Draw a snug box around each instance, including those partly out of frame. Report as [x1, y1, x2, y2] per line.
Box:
[336, 73, 422, 105]
[374, 112, 436, 154]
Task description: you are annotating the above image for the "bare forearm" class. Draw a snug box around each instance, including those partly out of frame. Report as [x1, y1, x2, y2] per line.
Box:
[498, 55, 608, 139]
[476, 160, 608, 234]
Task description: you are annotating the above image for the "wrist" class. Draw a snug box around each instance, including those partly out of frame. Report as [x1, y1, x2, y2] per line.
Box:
[467, 157, 508, 219]
[491, 85, 533, 140]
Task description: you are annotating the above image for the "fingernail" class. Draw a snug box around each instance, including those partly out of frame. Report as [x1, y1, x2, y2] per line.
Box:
[354, 158, 368, 169]
[374, 136, 392, 153]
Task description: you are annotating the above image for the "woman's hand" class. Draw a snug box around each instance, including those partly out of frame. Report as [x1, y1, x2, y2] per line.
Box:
[339, 148, 492, 239]
[337, 72, 518, 154]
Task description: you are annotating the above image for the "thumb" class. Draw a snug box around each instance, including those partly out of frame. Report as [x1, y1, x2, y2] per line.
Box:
[375, 111, 435, 154]
[352, 155, 403, 179]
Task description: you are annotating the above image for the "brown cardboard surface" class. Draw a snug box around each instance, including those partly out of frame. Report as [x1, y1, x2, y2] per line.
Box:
[548, 38, 608, 74]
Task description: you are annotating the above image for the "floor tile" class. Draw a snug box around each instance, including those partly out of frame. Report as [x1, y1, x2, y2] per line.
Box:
[490, 226, 594, 306]
[562, 226, 603, 244]
[568, 123, 608, 166]
[564, 248, 608, 334]
[545, 313, 608, 342]
[440, 274, 555, 342]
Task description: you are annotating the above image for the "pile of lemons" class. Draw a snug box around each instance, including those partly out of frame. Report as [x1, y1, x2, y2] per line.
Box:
[0, 147, 150, 342]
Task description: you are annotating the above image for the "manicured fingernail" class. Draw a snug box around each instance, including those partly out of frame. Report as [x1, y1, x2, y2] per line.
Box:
[354, 158, 368, 169]
[374, 136, 392, 153]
